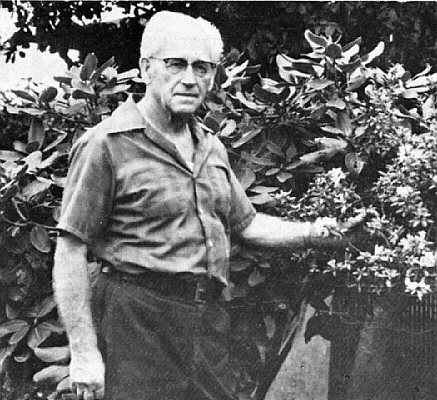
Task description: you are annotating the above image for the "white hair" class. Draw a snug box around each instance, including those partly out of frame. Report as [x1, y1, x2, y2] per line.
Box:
[140, 11, 224, 63]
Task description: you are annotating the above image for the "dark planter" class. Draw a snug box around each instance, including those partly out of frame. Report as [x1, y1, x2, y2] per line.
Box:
[329, 288, 437, 400]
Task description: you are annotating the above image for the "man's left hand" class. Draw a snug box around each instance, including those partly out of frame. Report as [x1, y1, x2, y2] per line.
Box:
[308, 209, 368, 248]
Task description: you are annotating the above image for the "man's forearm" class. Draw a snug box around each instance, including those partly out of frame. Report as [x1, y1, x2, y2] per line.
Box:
[238, 213, 311, 248]
[53, 235, 99, 355]
[238, 212, 358, 250]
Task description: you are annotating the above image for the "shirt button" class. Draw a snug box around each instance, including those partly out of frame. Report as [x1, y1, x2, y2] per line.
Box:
[207, 240, 214, 248]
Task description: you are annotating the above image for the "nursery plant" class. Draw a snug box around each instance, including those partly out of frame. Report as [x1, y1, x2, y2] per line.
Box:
[1, 26, 437, 399]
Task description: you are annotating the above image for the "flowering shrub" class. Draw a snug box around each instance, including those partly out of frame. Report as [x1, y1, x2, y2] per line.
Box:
[1, 28, 437, 399]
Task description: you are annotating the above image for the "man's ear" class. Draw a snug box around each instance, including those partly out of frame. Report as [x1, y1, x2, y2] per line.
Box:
[139, 58, 152, 84]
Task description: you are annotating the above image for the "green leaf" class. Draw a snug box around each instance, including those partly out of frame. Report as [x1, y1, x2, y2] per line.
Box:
[30, 225, 52, 253]
[12, 140, 28, 153]
[34, 346, 70, 363]
[37, 297, 58, 318]
[345, 152, 365, 175]
[335, 111, 352, 136]
[6, 304, 20, 320]
[116, 67, 140, 82]
[304, 30, 329, 49]
[230, 259, 252, 272]
[342, 37, 362, 53]
[249, 193, 275, 205]
[21, 108, 47, 117]
[266, 167, 281, 176]
[276, 172, 293, 183]
[0, 150, 23, 162]
[39, 87, 58, 103]
[248, 268, 266, 287]
[90, 56, 116, 83]
[28, 117, 45, 147]
[71, 78, 95, 95]
[51, 174, 67, 188]
[27, 323, 53, 349]
[326, 99, 346, 110]
[39, 151, 62, 170]
[361, 41, 385, 65]
[33, 365, 69, 384]
[41, 319, 65, 333]
[80, 53, 98, 81]
[0, 320, 29, 337]
[232, 128, 263, 148]
[234, 91, 266, 111]
[9, 323, 31, 345]
[266, 141, 285, 158]
[203, 114, 221, 134]
[300, 151, 326, 164]
[11, 90, 36, 103]
[253, 84, 280, 103]
[23, 150, 43, 173]
[220, 119, 237, 137]
[43, 131, 68, 153]
[250, 186, 277, 194]
[307, 79, 335, 90]
[315, 137, 348, 150]
[101, 67, 118, 81]
[342, 58, 362, 74]
[0, 344, 17, 374]
[22, 177, 52, 200]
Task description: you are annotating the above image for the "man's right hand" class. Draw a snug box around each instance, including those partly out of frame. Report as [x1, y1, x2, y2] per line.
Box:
[70, 350, 105, 400]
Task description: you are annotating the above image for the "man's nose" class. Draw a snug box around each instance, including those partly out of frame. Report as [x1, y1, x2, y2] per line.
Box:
[180, 65, 197, 85]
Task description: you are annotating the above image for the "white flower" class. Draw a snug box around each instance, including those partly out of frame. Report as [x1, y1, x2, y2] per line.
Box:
[404, 276, 432, 300]
[419, 251, 436, 268]
[327, 168, 346, 187]
[398, 144, 424, 162]
[395, 186, 413, 198]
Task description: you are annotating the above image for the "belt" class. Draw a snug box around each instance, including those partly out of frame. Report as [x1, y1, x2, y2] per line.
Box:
[101, 265, 225, 304]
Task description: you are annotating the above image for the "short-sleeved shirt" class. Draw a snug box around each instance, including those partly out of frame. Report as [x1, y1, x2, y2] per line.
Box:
[57, 97, 256, 284]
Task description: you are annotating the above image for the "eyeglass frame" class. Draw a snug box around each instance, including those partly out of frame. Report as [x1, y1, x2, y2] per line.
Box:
[148, 57, 217, 78]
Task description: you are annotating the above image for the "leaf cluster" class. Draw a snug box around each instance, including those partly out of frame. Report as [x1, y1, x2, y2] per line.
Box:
[0, 54, 138, 398]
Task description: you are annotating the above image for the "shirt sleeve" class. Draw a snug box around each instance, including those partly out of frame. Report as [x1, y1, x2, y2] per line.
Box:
[57, 130, 115, 244]
[227, 160, 257, 234]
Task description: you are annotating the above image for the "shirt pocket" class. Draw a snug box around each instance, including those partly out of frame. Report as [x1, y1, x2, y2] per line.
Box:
[127, 171, 188, 220]
[207, 164, 231, 217]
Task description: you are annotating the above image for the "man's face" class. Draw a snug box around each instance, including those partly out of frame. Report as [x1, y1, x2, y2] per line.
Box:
[142, 37, 216, 117]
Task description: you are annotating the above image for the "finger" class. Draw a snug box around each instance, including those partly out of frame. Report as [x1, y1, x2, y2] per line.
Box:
[326, 226, 343, 238]
[94, 387, 105, 400]
[83, 389, 96, 400]
[76, 387, 84, 400]
[74, 383, 87, 400]
[341, 210, 367, 231]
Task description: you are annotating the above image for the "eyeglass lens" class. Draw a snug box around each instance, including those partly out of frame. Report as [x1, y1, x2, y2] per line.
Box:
[164, 58, 212, 77]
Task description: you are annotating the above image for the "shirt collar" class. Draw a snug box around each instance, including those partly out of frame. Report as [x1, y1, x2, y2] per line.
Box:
[100, 97, 212, 173]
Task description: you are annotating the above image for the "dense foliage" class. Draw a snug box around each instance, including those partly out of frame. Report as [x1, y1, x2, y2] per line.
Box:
[2, 2, 437, 74]
[2, 26, 437, 399]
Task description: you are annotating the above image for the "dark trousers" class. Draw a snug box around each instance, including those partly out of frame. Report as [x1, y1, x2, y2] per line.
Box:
[91, 273, 238, 400]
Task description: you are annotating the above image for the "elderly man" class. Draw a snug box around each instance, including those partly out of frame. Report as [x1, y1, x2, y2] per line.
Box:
[53, 10, 362, 400]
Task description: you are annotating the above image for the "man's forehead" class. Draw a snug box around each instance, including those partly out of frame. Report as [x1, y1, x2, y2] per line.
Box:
[157, 37, 213, 60]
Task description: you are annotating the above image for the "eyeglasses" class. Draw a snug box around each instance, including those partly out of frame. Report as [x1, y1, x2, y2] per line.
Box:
[149, 57, 216, 78]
